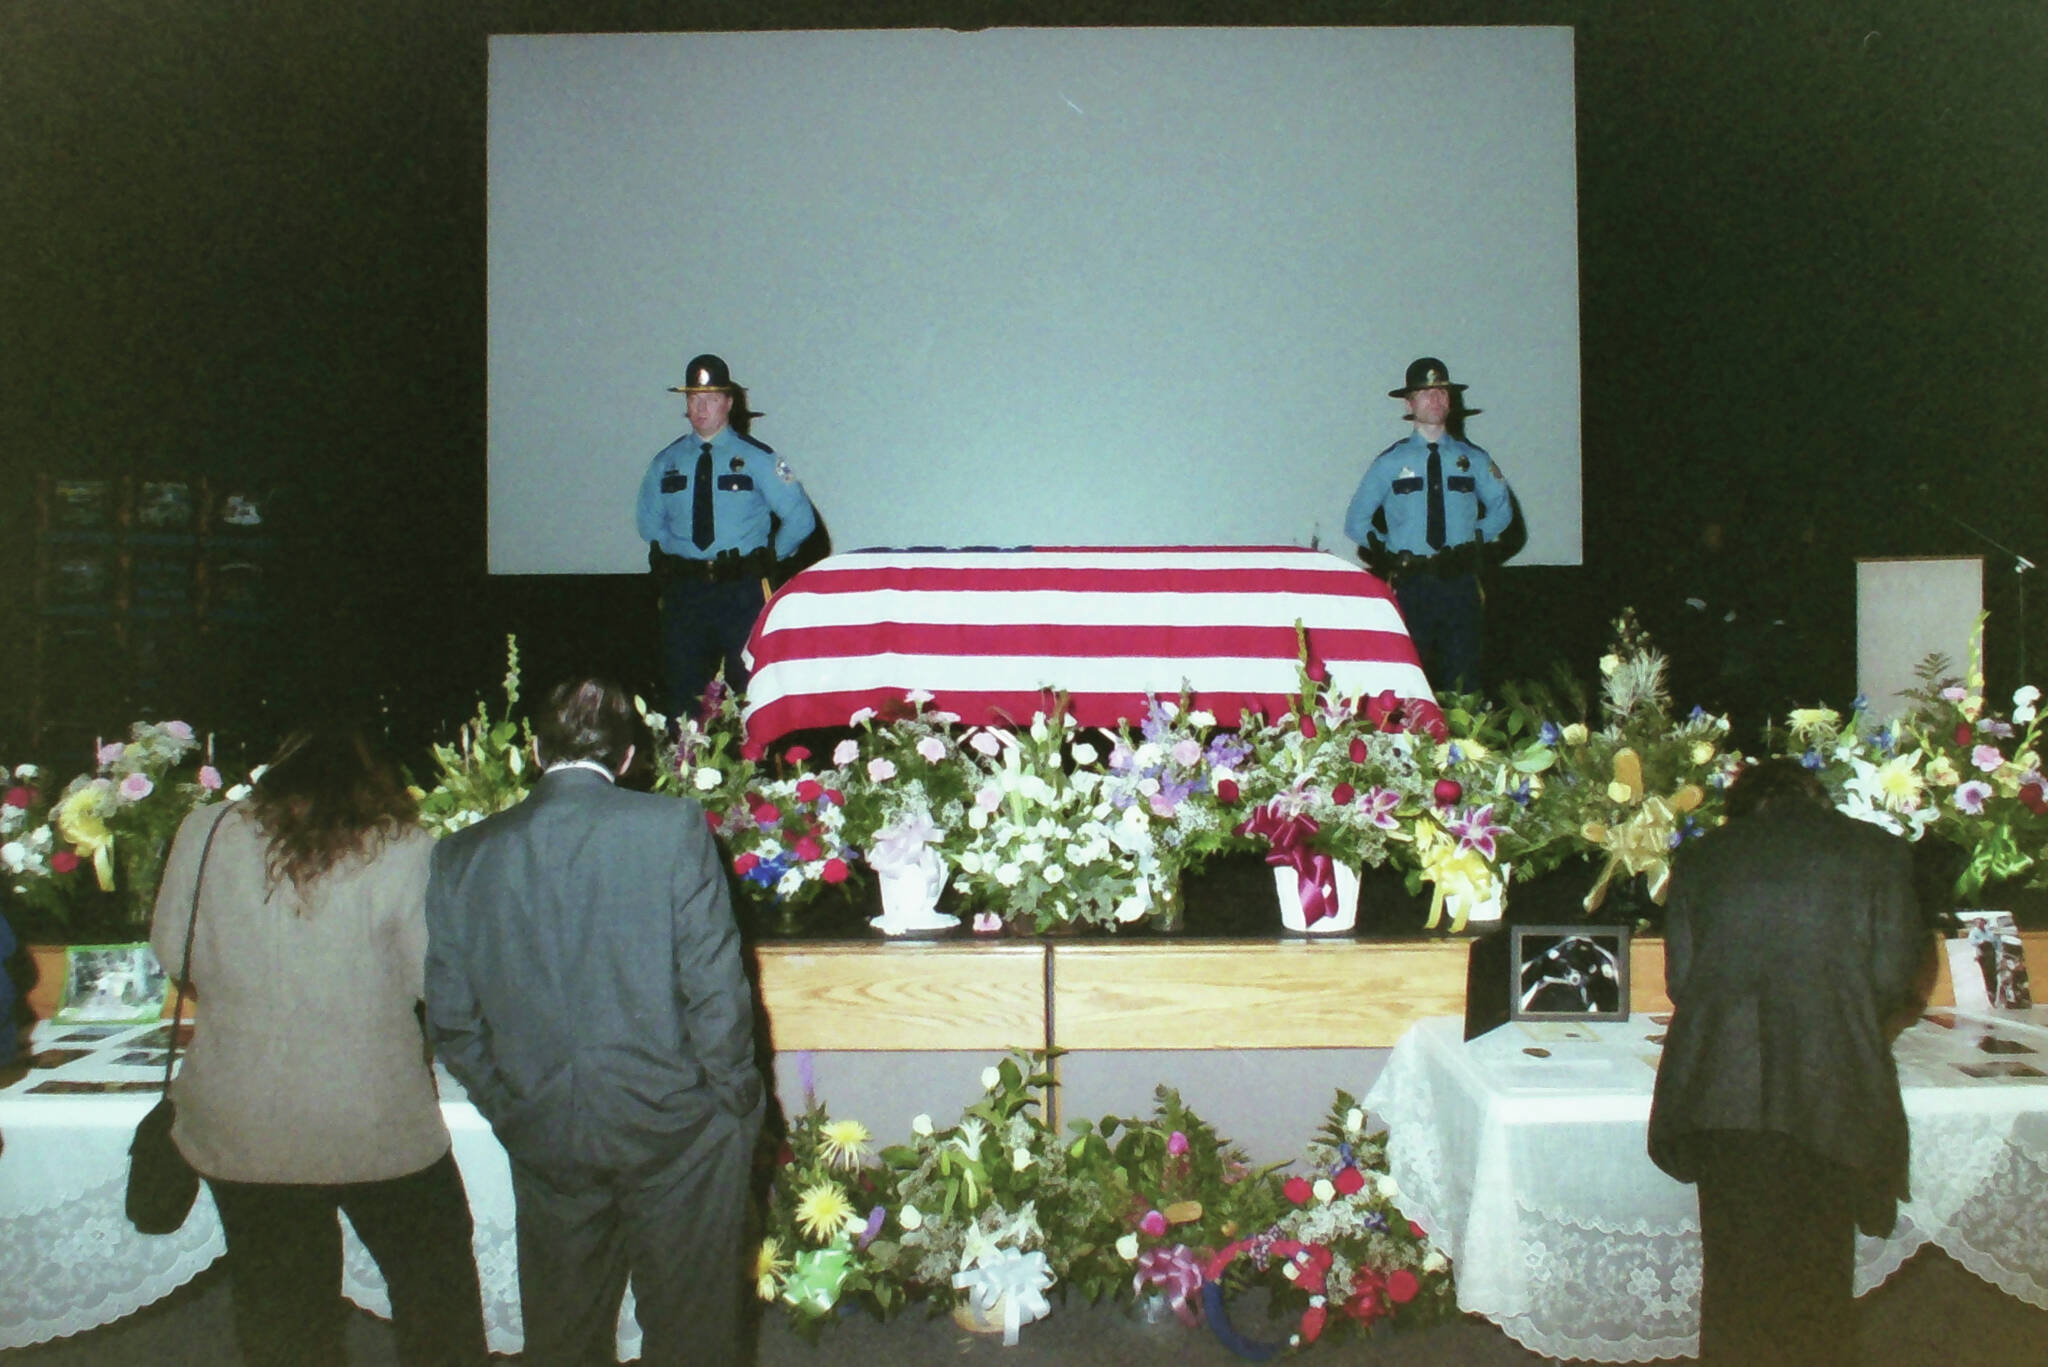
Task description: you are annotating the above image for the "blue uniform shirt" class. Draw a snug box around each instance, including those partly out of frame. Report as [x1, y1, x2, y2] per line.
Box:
[1344, 430, 1513, 556]
[635, 425, 817, 560]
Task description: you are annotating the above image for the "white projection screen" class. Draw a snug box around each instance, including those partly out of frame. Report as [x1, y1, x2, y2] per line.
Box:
[488, 28, 1581, 575]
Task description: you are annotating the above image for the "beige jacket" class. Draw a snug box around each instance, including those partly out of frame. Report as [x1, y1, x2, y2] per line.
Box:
[150, 802, 450, 1184]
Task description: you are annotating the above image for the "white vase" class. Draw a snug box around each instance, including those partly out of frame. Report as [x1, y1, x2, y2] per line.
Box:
[869, 846, 959, 935]
[1274, 862, 1360, 934]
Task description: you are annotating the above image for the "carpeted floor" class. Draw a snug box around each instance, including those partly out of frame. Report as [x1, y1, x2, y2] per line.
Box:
[5, 1247, 2046, 1366]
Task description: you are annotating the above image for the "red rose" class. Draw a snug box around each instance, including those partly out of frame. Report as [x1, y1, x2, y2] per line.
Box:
[50, 850, 80, 874]
[1283, 1175, 1313, 1205]
[1409, 1220, 1427, 1238]
[3, 786, 33, 809]
[793, 835, 824, 861]
[821, 857, 850, 883]
[1301, 716, 1319, 740]
[733, 852, 760, 875]
[825, 788, 846, 807]
[1956, 723, 1975, 747]
[796, 778, 824, 802]
[1433, 778, 1463, 805]
[704, 810, 720, 831]
[1386, 1269, 1420, 1304]
[1332, 1165, 1366, 1195]
[1349, 737, 1368, 764]
[1216, 777, 1240, 805]
[1332, 782, 1356, 807]
[2022, 782, 2048, 816]
[1306, 658, 1329, 684]
[751, 802, 781, 825]
[784, 745, 811, 763]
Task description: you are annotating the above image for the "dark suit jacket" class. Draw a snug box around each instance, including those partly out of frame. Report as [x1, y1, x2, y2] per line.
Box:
[424, 768, 762, 1183]
[1647, 800, 1931, 1234]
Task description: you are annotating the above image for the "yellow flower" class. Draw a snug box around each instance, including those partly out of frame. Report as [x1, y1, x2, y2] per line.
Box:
[1561, 723, 1589, 747]
[1786, 707, 1841, 746]
[793, 1181, 855, 1243]
[754, 1237, 790, 1300]
[1926, 755, 1960, 787]
[817, 1119, 872, 1171]
[1690, 740, 1715, 766]
[53, 781, 118, 891]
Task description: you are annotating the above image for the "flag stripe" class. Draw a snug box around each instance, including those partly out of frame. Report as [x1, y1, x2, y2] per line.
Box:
[740, 548, 1438, 751]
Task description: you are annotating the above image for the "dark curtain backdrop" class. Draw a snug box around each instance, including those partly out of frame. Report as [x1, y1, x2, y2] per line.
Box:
[4, 0, 2043, 767]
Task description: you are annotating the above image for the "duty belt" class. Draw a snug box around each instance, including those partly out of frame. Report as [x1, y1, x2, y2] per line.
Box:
[650, 545, 774, 584]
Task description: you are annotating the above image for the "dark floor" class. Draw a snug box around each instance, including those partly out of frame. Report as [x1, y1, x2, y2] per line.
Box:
[5, 1248, 2047, 1366]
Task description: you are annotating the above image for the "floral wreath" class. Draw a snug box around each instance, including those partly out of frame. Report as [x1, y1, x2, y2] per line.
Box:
[1201, 1235, 1332, 1361]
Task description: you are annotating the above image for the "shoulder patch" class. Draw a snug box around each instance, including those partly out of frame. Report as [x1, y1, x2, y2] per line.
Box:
[738, 432, 776, 455]
[1489, 461, 1504, 480]
[775, 456, 798, 484]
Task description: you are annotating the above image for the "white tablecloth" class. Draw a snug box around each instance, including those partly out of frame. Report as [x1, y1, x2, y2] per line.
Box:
[1362, 1010, 2048, 1362]
[0, 1021, 641, 1355]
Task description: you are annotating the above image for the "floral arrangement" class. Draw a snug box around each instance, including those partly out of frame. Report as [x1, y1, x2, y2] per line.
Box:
[411, 636, 537, 837]
[1789, 622, 2048, 901]
[2, 722, 231, 930]
[1222, 1093, 1455, 1350]
[752, 1065, 1451, 1354]
[20, 613, 2048, 938]
[949, 702, 1173, 931]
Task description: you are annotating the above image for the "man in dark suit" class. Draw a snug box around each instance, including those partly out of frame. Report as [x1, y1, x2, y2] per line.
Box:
[1648, 759, 1933, 1367]
[425, 677, 763, 1366]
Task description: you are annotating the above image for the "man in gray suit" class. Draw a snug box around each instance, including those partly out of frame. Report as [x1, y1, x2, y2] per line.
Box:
[425, 677, 763, 1366]
[1648, 759, 1934, 1367]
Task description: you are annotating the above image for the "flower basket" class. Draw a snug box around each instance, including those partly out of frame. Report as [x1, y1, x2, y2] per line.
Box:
[1274, 862, 1359, 934]
[950, 1293, 1009, 1336]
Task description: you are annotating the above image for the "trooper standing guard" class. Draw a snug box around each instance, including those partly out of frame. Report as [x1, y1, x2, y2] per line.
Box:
[636, 353, 817, 719]
[1344, 357, 1516, 693]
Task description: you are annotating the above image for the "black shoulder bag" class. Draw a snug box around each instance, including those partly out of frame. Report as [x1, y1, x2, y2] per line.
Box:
[126, 810, 224, 1235]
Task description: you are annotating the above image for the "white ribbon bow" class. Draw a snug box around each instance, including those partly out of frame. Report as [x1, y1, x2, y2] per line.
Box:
[952, 1247, 1055, 1346]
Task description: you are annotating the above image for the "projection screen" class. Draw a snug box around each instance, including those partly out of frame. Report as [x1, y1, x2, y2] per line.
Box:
[488, 27, 1580, 574]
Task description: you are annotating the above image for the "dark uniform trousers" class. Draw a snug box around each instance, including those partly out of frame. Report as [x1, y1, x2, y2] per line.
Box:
[659, 577, 770, 717]
[206, 1151, 487, 1367]
[1393, 573, 1484, 694]
[509, 1104, 760, 1367]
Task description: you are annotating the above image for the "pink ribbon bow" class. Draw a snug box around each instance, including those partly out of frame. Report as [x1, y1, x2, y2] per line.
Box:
[1236, 805, 1337, 925]
[1133, 1244, 1204, 1326]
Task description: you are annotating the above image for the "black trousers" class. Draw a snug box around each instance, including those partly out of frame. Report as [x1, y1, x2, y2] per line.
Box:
[206, 1150, 487, 1367]
[657, 575, 769, 718]
[1693, 1131, 1859, 1367]
[1393, 572, 1483, 694]
[508, 1106, 759, 1367]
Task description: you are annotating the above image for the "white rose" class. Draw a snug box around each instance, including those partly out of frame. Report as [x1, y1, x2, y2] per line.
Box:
[1189, 710, 1216, 728]
[899, 1203, 924, 1231]
[912, 1113, 934, 1136]
[1344, 1107, 1365, 1136]
[1070, 741, 1098, 766]
[967, 808, 989, 830]
[1375, 1173, 1400, 1199]
[1116, 1233, 1140, 1260]
[1312, 1178, 1335, 1202]
[833, 739, 860, 766]
[0, 841, 25, 873]
[1030, 717, 1049, 743]
[1011, 1147, 1034, 1173]
[693, 766, 722, 791]
[1043, 865, 1065, 884]
[981, 1065, 1002, 1091]
[1423, 1248, 1448, 1274]
[994, 862, 1023, 887]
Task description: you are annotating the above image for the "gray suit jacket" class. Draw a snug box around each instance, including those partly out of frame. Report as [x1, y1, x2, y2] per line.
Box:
[1648, 801, 1930, 1233]
[424, 768, 762, 1182]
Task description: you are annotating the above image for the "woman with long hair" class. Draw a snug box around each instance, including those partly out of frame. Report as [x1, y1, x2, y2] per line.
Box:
[149, 727, 487, 1367]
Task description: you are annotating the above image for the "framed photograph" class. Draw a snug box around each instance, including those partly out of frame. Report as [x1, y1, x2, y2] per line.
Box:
[135, 480, 195, 530]
[1951, 910, 2033, 1011]
[1508, 924, 1632, 1023]
[49, 478, 114, 529]
[53, 943, 171, 1025]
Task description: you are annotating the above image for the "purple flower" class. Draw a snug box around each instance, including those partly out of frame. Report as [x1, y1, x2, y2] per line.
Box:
[1359, 787, 1403, 830]
[119, 773, 154, 802]
[1170, 738, 1202, 768]
[1954, 780, 1994, 816]
[1139, 1209, 1168, 1237]
[1166, 1130, 1189, 1156]
[1447, 804, 1498, 860]
[1972, 745, 2006, 774]
[858, 1205, 887, 1250]
[1539, 721, 1561, 746]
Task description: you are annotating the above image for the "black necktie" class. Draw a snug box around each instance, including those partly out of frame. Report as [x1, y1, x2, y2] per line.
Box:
[1424, 441, 1447, 551]
[690, 441, 715, 550]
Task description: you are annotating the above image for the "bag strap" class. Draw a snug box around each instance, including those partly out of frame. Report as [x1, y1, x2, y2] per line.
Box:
[159, 807, 226, 1094]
